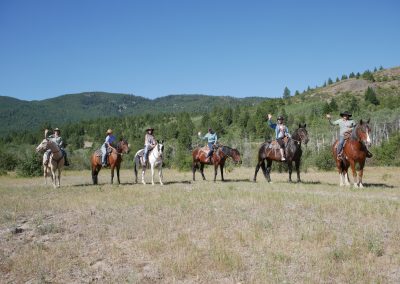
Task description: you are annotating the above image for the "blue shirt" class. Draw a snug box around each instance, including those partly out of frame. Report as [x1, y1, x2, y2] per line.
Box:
[268, 120, 291, 139]
[200, 132, 218, 143]
[104, 134, 116, 145]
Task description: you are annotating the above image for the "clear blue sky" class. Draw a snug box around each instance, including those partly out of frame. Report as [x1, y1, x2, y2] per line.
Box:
[1, 0, 399, 101]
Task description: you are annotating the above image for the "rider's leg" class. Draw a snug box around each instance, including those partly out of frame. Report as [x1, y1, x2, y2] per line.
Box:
[62, 149, 69, 166]
[143, 145, 149, 164]
[277, 138, 286, 161]
[101, 144, 107, 166]
[337, 136, 344, 157]
[207, 142, 214, 163]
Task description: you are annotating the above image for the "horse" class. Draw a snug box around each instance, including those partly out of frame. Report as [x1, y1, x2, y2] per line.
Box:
[134, 140, 164, 185]
[332, 119, 371, 187]
[36, 139, 64, 188]
[90, 139, 130, 185]
[192, 145, 242, 182]
[254, 123, 309, 183]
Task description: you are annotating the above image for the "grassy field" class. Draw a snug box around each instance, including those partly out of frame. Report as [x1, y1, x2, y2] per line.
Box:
[1, 167, 399, 283]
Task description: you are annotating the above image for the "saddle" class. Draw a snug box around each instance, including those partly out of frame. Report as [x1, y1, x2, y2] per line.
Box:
[94, 147, 113, 157]
[135, 149, 148, 166]
[266, 137, 289, 149]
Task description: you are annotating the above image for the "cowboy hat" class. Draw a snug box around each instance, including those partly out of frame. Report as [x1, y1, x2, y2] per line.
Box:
[340, 111, 352, 117]
[54, 127, 61, 132]
[145, 127, 154, 132]
[106, 129, 113, 134]
[277, 116, 285, 120]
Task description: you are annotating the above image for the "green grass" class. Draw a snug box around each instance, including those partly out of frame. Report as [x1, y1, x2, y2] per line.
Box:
[0, 167, 399, 283]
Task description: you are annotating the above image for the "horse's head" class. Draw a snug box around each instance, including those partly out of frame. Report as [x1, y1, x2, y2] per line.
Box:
[224, 147, 241, 165]
[354, 119, 371, 147]
[156, 140, 165, 156]
[295, 123, 309, 144]
[118, 139, 130, 154]
[36, 139, 49, 152]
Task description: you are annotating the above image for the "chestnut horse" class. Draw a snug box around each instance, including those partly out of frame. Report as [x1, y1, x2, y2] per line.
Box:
[91, 139, 130, 185]
[332, 119, 371, 187]
[254, 124, 309, 183]
[192, 145, 241, 182]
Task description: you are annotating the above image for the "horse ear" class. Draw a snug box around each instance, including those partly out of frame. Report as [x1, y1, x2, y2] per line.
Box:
[298, 123, 301, 128]
[367, 118, 370, 124]
[304, 123, 307, 128]
[360, 119, 364, 125]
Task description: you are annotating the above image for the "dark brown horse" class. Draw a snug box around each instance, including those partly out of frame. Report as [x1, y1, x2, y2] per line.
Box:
[332, 119, 371, 187]
[91, 139, 130, 185]
[254, 124, 309, 183]
[192, 145, 241, 182]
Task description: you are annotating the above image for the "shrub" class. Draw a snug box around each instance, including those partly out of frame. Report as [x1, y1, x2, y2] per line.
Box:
[16, 152, 42, 177]
[314, 147, 335, 171]
[0, 150, 19, 171]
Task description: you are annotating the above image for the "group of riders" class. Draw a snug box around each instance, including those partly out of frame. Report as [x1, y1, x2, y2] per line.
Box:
[43, 110, 372, 167]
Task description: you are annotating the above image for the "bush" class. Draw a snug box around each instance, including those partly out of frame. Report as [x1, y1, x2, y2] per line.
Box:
[372, 133, 400, 166]
[0, 150, 19, 171]
[16, 152, 43, 177]
[314, 147, 335, 171]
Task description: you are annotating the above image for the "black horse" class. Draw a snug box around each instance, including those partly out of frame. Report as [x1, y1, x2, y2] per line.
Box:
[254, 124, 309, 183]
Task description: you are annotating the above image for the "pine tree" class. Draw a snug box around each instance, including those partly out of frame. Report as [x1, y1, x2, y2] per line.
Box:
[283, 87, 291, 99]
[364, 87, 380, 105]
[327, 78, 333, 85]
[341, 74, 348, 80]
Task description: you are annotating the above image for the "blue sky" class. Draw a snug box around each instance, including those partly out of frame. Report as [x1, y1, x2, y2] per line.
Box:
[0, 0, 399, 101]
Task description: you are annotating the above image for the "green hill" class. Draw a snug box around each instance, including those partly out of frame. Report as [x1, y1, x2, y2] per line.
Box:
[0, 92, 265, 135]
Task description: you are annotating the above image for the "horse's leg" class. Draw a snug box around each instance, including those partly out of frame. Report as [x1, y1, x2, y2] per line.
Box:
[116, 165, 120, 184]
[253, 160, 262, 182]
[192, 162, 197, 181]
[213, 164, 218, 182]
[151, 163, 155, 185]
[220, 164, 224, 182]
[288, 160, 293, 182]
[43, 165, 48, 185]
[134, 158, 138, 183]
[348, 160, 358, 187]
[57, 166, 61, 188]
[295, 159, 301, 183]
[51, 166, 57, 189]
[110, 165, 115, 184]
[358, 160, 365, 188]
[142, 166, 146, 185]
[265, 159, 272, 183]
[200, 164, 206, 180]
[159, 164, 164, 185]
[92, 165, 100, 185]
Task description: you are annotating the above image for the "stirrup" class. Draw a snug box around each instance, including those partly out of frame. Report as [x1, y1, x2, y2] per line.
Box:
[281, 157, 286, 161]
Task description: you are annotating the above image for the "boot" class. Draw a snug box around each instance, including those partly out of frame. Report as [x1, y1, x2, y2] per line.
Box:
[64, 155, 70, 166]
[279, 149, 286, 161]
[366, 151, 373, 158]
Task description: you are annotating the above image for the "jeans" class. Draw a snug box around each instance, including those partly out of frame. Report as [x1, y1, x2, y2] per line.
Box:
[337, 136, 345, 154]
[207, 142, 214, 158]
[101, 144, 107, 164]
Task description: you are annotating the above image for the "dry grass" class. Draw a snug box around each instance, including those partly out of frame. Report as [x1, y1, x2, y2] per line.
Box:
[0, 167, 399, 283]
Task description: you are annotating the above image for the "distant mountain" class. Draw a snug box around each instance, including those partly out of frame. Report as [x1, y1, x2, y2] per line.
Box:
[0, 92, 266, 135]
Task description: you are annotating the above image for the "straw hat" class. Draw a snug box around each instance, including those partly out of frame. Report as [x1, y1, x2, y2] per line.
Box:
[106, 129, 113, 134]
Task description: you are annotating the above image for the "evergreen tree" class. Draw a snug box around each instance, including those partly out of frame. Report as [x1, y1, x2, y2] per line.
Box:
[364, 87, 380, 105]
[294, 90, 300, 96]
[327, 78, 333, 85]
[283, 87, 291, 99]
[349, 72, 355, 78]
[335, 77, 340, 83]
[341, 74, 348, 80]
[329, 98, 338, 112]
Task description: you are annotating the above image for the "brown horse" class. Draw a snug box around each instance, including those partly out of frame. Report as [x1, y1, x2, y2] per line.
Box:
[254, 124, 309, 183]
[192, 145, 241, 182]
[332, 119, 371, 187]
[91, 139, 130, 185]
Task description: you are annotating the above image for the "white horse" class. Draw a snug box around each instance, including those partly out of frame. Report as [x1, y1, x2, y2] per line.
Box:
[36, 139, 64, 188]
[134, 141, 164, 185]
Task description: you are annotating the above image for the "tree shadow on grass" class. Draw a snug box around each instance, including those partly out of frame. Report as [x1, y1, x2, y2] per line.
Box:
[363, 183, 395, 188]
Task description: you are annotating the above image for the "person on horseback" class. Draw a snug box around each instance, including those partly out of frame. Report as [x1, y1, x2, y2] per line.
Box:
[266, 114, 291, 161]
[45, 128, 69, 166]
[143, 127, 156, 166]
[327, 111, 373, 158]
[198, 128, 218, 164]
[327, 111, 355, 158]
[101, 128, 116, 167]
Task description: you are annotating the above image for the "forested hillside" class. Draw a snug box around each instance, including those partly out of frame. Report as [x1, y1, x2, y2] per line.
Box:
[1, 66, 399, 175]
[0, 93, 265, 135]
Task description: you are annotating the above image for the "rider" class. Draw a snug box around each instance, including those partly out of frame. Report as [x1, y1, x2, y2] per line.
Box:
[101, 128, 116, 167]
[198, 128, 218, 163]
[266, 114, 291, 161]
[45, 128, 69, 166]
[327, 111, 372, 158]
[143, 127, 156, 166]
